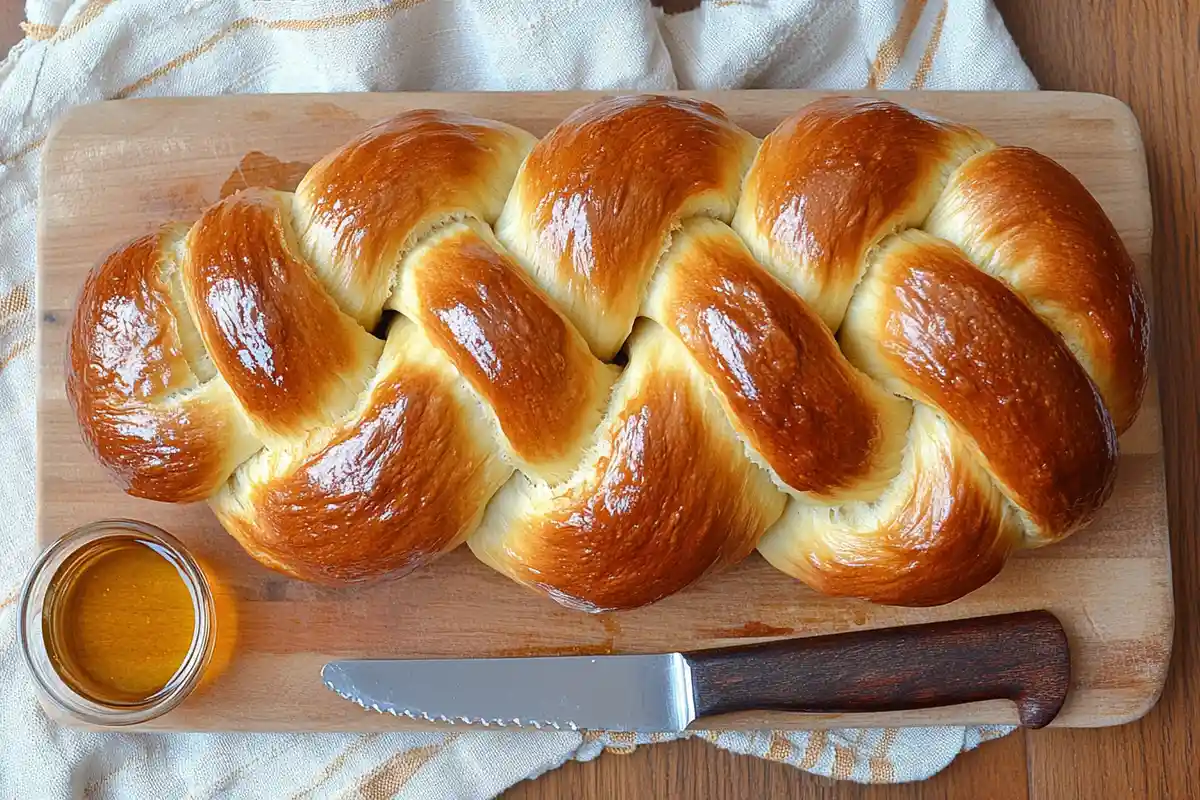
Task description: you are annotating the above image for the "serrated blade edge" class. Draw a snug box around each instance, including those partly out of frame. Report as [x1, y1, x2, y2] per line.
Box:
[321, 676, 580, 730]
[321, 653, 694, 732]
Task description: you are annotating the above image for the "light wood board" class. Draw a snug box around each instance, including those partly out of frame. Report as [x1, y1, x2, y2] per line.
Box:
[36, 90, 1171, 731]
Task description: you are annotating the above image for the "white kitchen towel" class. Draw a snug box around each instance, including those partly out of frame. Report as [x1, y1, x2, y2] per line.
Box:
[0, 1, 1036, 797]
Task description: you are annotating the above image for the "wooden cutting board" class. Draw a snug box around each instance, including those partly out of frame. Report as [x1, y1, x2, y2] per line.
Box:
[36, 90, 1171, 731]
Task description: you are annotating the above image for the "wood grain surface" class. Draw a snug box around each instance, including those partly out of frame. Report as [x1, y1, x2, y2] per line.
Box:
[37, 90, 1170, 733]
[511, 2, 1200, 797]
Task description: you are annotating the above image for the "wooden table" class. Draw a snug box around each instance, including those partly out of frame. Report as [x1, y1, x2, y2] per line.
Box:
[4, 3, 1195, 797]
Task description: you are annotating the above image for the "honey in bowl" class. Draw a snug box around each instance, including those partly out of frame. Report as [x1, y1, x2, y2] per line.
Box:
[19, 519, 216, 725]
[44, 536, 198, 704]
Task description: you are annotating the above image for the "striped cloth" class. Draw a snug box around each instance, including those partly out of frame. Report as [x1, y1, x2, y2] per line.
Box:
[0, 1, 1035, 797]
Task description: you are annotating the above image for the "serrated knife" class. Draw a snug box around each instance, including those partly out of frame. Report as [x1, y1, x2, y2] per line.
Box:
[322, 610, 1069, 731]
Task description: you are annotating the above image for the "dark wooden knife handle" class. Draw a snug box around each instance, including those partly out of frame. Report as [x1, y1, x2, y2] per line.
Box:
[683, 610, 1070, 727]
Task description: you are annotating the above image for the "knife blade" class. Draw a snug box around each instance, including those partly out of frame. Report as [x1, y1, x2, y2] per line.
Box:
[322, 610, 1069, 732]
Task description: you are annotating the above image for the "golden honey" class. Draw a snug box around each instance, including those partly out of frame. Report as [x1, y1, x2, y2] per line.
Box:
[44, 537, 197, 703]
[19, 520, 216, 725]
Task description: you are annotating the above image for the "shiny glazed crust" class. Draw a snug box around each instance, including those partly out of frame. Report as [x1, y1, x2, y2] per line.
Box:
[68, 96, 1150, 608]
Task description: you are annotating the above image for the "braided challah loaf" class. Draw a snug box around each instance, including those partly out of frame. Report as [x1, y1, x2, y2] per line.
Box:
[67, 95, 1149, 610]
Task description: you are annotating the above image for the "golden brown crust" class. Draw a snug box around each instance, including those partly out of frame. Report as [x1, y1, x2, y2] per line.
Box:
[295, 109, 535, 327]
[468, 325, 785, 611]
[499, 94, 757, 359]
[184, 189, 381, 444]
[647, 219, 910, 499]
[734, 96, 991, 330]
[212, 321, 511, 584]
[397, 222, 616, 481]
[926, 146, 1150, 433]
[760, 408, 1023, 606]
[843, 231, 1119, 542]
[67, 228, 259, 501]
[67, 96, 1149, 606]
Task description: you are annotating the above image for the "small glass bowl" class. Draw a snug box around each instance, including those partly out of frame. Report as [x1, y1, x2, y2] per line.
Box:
[18, 519, 215, 726]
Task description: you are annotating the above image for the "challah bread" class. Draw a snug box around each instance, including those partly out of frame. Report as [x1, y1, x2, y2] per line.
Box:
[67, 94, 1149, 608]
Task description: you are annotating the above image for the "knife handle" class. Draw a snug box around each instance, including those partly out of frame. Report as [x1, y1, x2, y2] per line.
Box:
[683, 610, 1070, 727]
